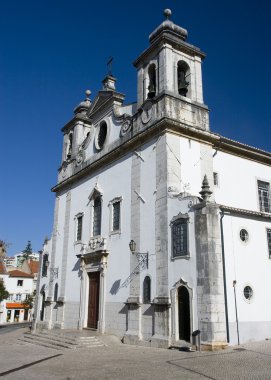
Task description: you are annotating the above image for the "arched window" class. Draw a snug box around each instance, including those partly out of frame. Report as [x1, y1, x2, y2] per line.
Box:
[148, 64, 156, 99]
[54, 283, 58, 302]
[143, 276, 151, 303]
[42, 254, 49, 277]
[93, 196, 102, 236]
[177, 61, 190, 97]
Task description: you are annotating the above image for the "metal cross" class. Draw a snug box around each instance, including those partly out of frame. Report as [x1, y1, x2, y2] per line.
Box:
[107, 56, 113, 76]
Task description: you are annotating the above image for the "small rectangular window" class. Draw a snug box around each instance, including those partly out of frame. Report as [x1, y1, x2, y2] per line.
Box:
[258, 180, 271, 213]
[112, 201, 121, 231]
[16, 294, 21, 301]
[76, 215, 83, 241]
[17, 280, 23, 287]
[267, 229, 271, 259]
[172, 218, 188, 257]
[213, 172, 219, 186]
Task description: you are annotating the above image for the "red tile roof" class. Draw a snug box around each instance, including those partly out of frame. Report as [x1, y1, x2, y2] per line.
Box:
[9, 270, 34, 278]
[28, 260, 39, 274]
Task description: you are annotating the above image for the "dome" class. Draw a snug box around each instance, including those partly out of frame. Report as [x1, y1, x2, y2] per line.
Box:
[74, 90, 92, 115]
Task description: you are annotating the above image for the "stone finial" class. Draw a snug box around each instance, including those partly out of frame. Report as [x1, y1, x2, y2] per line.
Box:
[199, 175, 212, 202]
[73, 89, 92, 115]
[164, 9, 172, 19]
[85, 89, 91, 98]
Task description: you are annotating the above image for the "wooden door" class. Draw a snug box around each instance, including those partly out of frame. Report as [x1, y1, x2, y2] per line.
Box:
[178, 286, 191, 341]
[87, 272, 100, 329]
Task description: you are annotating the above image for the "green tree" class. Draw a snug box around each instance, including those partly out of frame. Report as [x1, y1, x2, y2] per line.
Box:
[23, 290, 36, 309]
[0, 280, 9, 302]
[23, 240, 32, 260]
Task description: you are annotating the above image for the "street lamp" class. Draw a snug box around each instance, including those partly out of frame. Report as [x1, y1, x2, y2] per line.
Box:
[129, 240, 148, 269]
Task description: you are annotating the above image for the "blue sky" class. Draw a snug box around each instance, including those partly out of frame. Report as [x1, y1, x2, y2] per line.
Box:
[1, 0, 271, 256]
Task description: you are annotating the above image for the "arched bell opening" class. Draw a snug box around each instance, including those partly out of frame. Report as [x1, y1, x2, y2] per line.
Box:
[147, 64, 157, 99]
[177, 61, 190, 98]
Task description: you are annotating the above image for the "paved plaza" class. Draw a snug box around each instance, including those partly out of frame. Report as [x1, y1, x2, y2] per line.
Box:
[0, 327, 271, 379]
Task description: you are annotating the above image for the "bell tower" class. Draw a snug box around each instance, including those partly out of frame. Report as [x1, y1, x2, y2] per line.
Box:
[134, 9, 208, 130]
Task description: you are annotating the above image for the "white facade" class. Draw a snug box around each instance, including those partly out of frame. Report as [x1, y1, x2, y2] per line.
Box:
[35, 10, 271, 349]
[0, 268, 34, 324]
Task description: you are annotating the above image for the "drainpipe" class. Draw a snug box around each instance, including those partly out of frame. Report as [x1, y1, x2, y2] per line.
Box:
[220, 210, 230, 342]
[233, 280, 240, 345]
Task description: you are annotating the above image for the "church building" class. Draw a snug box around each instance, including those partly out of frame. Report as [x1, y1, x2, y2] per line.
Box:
[35, 9, 271, 349]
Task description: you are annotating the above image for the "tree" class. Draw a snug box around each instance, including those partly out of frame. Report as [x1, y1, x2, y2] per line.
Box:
[0, 280, 9, 302]
[23, 240, 33, 260]
[23, 290, 36, 309]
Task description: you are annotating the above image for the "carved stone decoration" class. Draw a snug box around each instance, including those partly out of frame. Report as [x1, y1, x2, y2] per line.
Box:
[199, 174, 212, 202]
[120, 118, 132, 137]
[75, 151, 85, 166]
[61, 161, 68, 178]
[141, 101, 153, 124]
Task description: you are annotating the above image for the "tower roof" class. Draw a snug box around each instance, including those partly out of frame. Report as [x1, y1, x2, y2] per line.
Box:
[149, 9, 188, 43]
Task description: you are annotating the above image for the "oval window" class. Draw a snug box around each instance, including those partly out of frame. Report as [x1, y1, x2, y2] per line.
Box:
[240, 229, 249, 242]
[97, 121, 107, 149]
[244, 286, 253, 301]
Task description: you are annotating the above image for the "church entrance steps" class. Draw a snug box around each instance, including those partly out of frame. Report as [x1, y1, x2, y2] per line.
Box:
[18, 330, 106, 351]
[169, 340, 194, 351]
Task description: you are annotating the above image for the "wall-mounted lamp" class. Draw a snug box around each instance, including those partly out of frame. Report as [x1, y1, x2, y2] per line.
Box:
[129, 240, 148, 269]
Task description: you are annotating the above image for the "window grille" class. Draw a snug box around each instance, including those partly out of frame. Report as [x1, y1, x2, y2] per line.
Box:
[172, 218, 188, 257]
[76, 215, 83, 241]
[112, 201, 120, 231]
[93, 197, 101, 236]
[267, 229, 271, 259]
[258, 180, 271, 213]
[16, 294, 21, 301]
[143, 276, 151, 303]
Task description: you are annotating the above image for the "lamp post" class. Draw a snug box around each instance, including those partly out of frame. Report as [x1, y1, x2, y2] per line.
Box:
[129, 240, 148, 269]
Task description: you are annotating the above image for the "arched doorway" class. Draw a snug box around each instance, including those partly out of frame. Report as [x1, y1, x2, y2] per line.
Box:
[178, 286, 191, 341]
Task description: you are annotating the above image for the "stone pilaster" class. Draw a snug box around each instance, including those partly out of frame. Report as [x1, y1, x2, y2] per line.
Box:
[124, 153, 142, 343]
[194, 202, 227, 350]
[48, 196, 60, 300]
[58, 191, 72, 328]
[152, 133, 171, 347]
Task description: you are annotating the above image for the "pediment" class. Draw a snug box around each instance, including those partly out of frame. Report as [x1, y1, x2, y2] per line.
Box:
[88, 91, 125, 119]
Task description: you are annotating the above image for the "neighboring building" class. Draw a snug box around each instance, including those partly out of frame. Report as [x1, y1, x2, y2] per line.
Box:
[35, 10, 271, 349]
[0, 263, 35, 323]
[14, 252, 39, 268]
[4, 256, 16, 267]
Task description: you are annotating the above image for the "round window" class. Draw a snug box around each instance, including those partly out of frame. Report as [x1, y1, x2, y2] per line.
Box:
[95, 121, 108, 150]
[240, 229, 249, 242]
[243, 286, 253, 300]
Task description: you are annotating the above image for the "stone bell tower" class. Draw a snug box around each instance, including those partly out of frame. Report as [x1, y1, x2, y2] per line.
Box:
[134, 9, 207, 124]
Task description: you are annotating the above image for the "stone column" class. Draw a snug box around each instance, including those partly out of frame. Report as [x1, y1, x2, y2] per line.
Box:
[194, 201, 227, 350]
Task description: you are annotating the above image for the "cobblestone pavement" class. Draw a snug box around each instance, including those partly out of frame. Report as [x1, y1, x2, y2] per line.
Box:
[0, 328, 271, 379]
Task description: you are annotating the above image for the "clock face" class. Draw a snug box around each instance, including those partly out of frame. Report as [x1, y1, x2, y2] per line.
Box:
[141, 101, 153, 124]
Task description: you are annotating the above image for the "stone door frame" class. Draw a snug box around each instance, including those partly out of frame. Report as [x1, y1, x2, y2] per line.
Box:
[171, 278, 194, 343]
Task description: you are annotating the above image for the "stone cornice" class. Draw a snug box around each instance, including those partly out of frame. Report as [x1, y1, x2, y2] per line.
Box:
[52, 116, 271, 193]
[61, 114, 92, 133]
[133, 34, 206, 67]
[220, 205, 271, 220]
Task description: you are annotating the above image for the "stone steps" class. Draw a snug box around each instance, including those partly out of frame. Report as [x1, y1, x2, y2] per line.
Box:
[18, 331, 105, 351]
